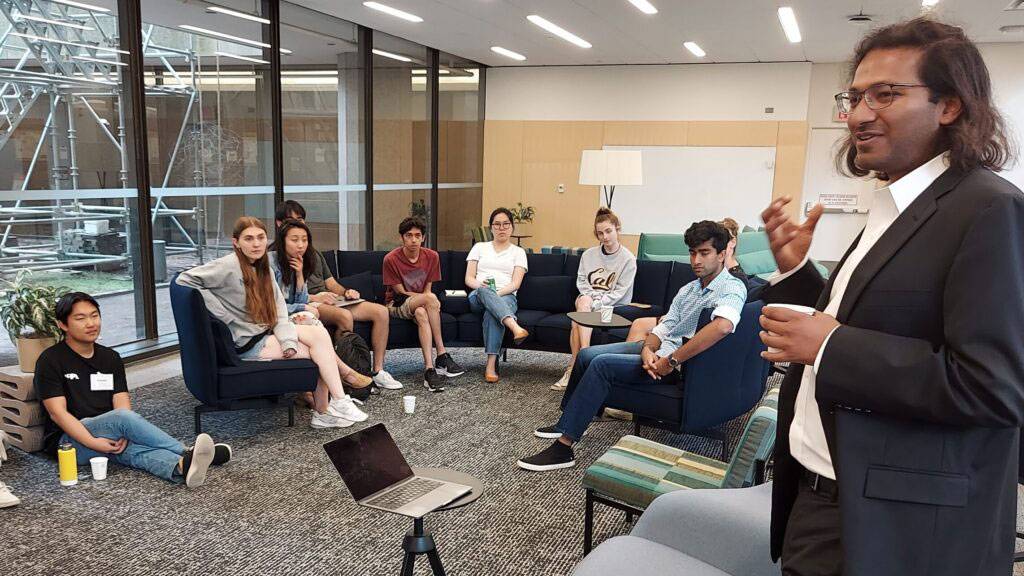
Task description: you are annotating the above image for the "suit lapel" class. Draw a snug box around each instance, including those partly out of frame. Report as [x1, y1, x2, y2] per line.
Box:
[816, 232, 863, 311]
[834, 168, 966, 322]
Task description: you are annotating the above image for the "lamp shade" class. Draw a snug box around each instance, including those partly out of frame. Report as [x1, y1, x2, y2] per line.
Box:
[579, 150, 643, 186]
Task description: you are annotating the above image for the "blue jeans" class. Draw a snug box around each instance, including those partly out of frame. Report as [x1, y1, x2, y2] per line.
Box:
[556, 341, 681, 441]
[468, 287, 518, 355]
[61, 409, 185, 483]
[560, 341, 644, 410]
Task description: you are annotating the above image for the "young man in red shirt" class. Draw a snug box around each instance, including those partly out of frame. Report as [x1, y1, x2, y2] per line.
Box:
[383, 217, 464, 392]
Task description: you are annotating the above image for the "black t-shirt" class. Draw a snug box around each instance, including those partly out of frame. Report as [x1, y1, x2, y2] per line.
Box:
[34, 341, 129, 456]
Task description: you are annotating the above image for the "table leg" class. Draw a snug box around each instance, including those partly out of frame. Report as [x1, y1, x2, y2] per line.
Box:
[426, 549, 447, 576]
[401, 552, 416, 576]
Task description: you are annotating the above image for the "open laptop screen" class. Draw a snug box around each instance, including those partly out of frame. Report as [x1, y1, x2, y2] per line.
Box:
[323, 423, 414, 501]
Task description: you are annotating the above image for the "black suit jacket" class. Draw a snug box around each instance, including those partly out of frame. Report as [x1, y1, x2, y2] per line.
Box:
[765, 167, 1024, 575]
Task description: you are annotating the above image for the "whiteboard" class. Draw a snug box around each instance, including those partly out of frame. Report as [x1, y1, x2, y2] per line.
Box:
[605, 145, 776, 235]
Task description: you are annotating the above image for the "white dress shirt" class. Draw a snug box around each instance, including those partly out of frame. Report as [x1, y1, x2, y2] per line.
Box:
[771, 153, 949, 479]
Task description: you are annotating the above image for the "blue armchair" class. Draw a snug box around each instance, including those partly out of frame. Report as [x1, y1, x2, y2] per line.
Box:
[169, 275, 319, 434]
[604, 300, 771, 458]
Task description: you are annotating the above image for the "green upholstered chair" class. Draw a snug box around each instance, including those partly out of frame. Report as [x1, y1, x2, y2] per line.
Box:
[581, 386, 779, 553]
[636, 233, 686, 261]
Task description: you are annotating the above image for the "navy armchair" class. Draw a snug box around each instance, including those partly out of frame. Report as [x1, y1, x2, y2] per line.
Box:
[169, 275, 319, 434]
[604, 301, 771, 458]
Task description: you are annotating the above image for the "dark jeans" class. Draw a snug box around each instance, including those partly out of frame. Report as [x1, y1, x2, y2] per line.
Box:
[781, 474, 843, 576]
[560, 341, 644, 411]
[555, 341, 681, 442]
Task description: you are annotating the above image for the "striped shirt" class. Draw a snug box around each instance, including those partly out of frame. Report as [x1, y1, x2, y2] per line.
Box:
[651, 268, 747, 358]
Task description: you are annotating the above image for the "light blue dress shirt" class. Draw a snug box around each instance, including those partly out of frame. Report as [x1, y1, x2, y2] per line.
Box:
[650, 268, 747, 358]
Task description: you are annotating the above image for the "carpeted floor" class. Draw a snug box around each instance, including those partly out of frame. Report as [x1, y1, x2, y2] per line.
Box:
[0, 348, 771, 576]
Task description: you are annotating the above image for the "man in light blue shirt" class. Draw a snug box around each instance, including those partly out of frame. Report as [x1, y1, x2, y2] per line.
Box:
[519, 221, 747, 471]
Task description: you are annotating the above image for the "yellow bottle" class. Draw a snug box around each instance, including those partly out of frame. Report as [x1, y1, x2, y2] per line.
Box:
[57, 442, 78, 486]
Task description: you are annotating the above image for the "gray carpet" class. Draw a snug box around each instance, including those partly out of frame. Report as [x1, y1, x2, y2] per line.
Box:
[0, 348, 773, 576]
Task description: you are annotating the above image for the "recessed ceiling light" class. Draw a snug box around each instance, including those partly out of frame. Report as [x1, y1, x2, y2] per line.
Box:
[411, 69, 450, 75]
[207, 6, 271, 25]
[280, 48, 293, 55]
[50, 0, 110, 12]
[363, 2, 423, 23]
[179, 24, 270, 49]
[777, 7, 802, 43]
[683, 41, 706, 58]
[17, 14, 94, 31]
[627, 0, 658, 15]
[1000, 24, 1024, 33]
[215, 51, 269, 65]
[490, 46, 526, 61]
[527, 15, 592, 49]
[372, 48, 411, 62]
[921, 0, 940, 7]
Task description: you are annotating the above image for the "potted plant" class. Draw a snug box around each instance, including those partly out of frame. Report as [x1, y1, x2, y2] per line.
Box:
[509, 202, 536, 236]
[0, 271, 67, 373]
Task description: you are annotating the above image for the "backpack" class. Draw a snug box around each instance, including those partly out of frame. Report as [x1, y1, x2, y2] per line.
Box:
[334, 330, 373, 401]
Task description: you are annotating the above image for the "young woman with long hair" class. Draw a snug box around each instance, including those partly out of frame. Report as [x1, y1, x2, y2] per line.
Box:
[176, 217, 370, 428]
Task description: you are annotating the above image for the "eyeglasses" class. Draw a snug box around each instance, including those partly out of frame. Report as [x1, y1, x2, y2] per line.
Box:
[491, 222, 512, 229]
[834, 83, 928, 114]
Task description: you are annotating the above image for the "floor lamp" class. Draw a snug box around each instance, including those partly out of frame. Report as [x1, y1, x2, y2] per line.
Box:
[578, 150, 643, 209]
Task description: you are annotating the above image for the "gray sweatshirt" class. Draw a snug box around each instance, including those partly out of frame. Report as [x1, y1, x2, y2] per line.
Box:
[176, 253, 298, 352]
[577, 245, 637, 308]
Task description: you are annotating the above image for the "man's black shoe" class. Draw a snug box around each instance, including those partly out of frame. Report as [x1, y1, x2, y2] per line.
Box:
[517, 440, 576, 472]
[423, 369, 446, 393]
[435, 353, 465, 377]
[212, 443, 232, 466]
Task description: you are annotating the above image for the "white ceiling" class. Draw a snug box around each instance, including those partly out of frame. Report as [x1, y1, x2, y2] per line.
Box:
[302, 0, 1024, 66]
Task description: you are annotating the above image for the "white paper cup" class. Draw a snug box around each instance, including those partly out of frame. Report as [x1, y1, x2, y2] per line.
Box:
[763, 303, 816, 354]
[600, 307, 614, 323]
[89, 456, 108, 481]
[402, 395, 416, 414]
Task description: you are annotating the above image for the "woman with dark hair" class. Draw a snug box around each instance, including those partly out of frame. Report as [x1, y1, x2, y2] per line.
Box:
[176, 217, 371, 429]
[270, 218, 318, 317]
[464, 207, 530, 382]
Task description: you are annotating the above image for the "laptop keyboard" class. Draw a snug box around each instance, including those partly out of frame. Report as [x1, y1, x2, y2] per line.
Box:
[365, 477, 444, 510]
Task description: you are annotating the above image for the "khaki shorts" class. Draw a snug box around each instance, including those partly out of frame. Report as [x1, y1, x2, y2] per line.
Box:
[387, 299, 416, 320]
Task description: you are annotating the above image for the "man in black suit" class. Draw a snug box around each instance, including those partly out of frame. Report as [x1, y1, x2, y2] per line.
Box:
[759, 18, 1024, 575]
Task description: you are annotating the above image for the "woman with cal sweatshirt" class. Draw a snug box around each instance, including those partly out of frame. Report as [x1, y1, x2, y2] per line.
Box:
[176, 216, 371, 429]
[551, 208, 637, 390]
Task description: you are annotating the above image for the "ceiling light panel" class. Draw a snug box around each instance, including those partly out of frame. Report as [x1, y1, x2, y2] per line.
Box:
[527, 15, 592, 49]
[777, 7, 802, 43]
[490, 46, 526, 61]
[683, 41, 706, 58]
[363, 2, 423, 23]
[627, 0, 658, 15]
[49, 0, 109, 13]
[178, 24, 270, 49]
[207, 6, 270, 25]
[372, 48, 411, 62]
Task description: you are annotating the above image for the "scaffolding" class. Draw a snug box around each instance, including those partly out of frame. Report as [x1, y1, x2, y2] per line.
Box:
[0, 0, 210, 277]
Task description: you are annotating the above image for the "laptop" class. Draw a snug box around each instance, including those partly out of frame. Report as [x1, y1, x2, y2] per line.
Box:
[323, 423, 472, 518]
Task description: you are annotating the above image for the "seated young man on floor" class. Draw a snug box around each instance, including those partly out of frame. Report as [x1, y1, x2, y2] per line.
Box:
[518, 221, 746, 471]
[274, 200, 402, 390]
[383, 217, 465, 393]
[36, 292, 231, 488]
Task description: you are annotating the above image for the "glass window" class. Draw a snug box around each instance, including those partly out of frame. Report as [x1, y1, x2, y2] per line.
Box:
[0, 0, 146, 362]
[371, 32, 431, 251]
[280, 3, 364, 251]
[437, 52, 483, 251]
[140, 0, 276, 336]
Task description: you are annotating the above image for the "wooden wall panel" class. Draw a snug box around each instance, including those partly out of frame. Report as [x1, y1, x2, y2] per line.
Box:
[482, 120, 524, 222]
[603, 121, 687, 146]
[687, 121, 779, 146]
[773, 121, 809, 219]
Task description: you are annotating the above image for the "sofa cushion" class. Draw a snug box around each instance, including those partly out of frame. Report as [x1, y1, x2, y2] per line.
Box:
[607, 380, 686, 426]
[217, 360, 318, 400]
[632, 260, 671, 308]
[527, 252, 566, 276]
[571, 535, 732, 576]
[563, 253, 581, 277]
[337, 250, 386, 277]
[456, 312, 484, 343]
[613, 304, 664, 322]
[448, 250, 469, 291]
[444, 294, 471, 316]
[535, 313, 572, 348]
[337, 271, 374, 303]
[583, 435, 727, 511]
[666, 263, 698, 300]
[735, 250, 777, 277]
[517, 275, 576, 312]
[643, 253, 683, 262]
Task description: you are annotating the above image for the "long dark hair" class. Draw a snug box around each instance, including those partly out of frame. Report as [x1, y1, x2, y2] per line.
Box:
[837, 17, 1014, 180]
[232, 217, 276, 327]
[275, 219, 316, 291]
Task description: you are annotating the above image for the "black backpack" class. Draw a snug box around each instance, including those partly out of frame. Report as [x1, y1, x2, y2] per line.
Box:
[334, 330, 373, 401]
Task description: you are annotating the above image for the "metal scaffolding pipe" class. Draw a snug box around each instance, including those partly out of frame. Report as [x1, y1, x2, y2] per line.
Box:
[76, 95, 121, 152]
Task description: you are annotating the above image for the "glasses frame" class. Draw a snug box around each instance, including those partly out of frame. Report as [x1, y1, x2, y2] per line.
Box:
[834, 83, 928, 114]
[491, 221, 513, 229]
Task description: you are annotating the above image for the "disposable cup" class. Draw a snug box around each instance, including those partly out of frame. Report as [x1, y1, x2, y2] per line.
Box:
[89, 456, 108, 481]
[403, 395, 416, 414]
[600, 307, 614, 323]
[763, 303, 815, 353]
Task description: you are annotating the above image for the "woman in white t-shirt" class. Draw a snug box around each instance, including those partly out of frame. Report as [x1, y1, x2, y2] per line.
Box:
[465, 207, 530, 382]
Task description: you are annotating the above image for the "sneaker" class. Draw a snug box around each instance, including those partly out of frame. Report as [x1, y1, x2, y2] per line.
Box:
[534, 425, 562, 439]
[212, 443, 232, 466]
[423, 369, 446, 393]
[602, 408, 633, 421]
[310, 410, 354, 429]
[0, 430, 9, 463]
[329, 396, 369, 422]
[517, 440, 576, 472]
[549, 366, 572, 391]
[434, 353, 465, 377]
[372, 369, 403, 390]
[0, 481, 19, 508]
[181, 433, 215, 488]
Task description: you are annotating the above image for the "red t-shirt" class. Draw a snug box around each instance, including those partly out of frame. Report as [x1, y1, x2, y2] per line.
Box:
[382, 247, 442, 305]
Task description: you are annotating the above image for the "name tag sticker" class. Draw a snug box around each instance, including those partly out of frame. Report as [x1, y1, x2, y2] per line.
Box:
[90, 373, 114, 391]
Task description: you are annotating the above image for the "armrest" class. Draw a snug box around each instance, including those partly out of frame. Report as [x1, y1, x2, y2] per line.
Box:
[630, 483, 779, 576]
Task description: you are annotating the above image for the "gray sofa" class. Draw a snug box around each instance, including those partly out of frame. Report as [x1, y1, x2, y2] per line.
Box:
[571, 482, 780, 576]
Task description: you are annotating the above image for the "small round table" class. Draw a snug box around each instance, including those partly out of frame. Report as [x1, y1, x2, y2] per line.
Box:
[567, 311, 633, 345]
[401, 467, 484, 576]
[511, 234, 532, 246]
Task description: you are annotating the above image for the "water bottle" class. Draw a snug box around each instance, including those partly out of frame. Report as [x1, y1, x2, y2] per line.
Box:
[58, 442, 78, 486]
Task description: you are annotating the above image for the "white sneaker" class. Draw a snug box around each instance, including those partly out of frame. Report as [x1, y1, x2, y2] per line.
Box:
[0, 430, 9, 464]
[373, 369, 403, 390]
[328, 397, 369, 423]
[550, 366, 572, 391]
[0, 481, 19, 508]
[310, 410, 354, 429]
